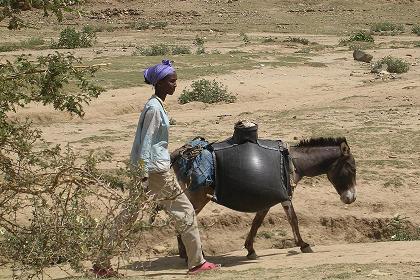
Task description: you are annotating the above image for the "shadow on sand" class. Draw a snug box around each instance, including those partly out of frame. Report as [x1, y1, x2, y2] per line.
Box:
[120, 250, 293, 277]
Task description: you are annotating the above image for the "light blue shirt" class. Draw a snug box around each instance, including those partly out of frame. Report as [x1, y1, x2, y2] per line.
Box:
[130, 95, 170, 173]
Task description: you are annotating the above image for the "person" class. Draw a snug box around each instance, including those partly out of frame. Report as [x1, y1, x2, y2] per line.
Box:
[91, 60, 220, 277]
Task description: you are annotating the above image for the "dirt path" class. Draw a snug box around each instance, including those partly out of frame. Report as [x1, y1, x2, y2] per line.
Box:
[117, 241, 420, 279]
[1, 241, 419, 279]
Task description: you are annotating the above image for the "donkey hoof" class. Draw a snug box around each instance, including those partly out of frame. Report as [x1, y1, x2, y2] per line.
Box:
[300, 245, 313, 253]
[246, 251, 258, 260]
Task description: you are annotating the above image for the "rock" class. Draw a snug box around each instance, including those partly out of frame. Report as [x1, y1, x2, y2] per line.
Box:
[353, 49, 373, 63]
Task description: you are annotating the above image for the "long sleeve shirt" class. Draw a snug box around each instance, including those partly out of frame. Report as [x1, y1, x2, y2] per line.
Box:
[130, 95, 170, 173]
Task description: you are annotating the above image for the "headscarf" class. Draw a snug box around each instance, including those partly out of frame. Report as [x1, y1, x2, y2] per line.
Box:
[143, 59, 175, 86]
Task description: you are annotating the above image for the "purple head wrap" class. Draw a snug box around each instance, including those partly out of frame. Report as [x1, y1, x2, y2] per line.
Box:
[143, 59, 175, 86]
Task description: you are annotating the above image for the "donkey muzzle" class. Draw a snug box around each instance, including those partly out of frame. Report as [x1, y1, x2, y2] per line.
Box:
[340, 187, 356, 204]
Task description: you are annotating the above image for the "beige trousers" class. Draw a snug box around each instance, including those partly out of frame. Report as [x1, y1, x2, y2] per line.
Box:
[95, 170, 205, 270]
[148, 171, 205, 269]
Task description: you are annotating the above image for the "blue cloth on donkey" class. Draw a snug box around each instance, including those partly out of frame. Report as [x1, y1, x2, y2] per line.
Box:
[176, 137, 215, 191]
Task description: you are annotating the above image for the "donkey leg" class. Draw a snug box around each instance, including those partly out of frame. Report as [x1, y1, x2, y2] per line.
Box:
[281, 201, 313, 253]
[244, 208, 270, 260]
[177, 186, 213, 260]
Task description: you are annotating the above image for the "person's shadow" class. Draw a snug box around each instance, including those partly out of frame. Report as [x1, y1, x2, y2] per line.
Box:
[122, 251, 287, 277]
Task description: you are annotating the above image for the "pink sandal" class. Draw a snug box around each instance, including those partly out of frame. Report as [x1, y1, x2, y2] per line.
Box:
[188, 261, 221, 275]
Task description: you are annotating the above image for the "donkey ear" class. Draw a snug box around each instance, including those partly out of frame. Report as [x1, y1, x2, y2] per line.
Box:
[340, 142, 350, 156]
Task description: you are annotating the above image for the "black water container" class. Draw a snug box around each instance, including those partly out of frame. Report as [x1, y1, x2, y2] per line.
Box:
[233, 120, 258, 144]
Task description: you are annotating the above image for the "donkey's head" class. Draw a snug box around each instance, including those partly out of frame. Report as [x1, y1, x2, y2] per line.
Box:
[293, 137, 357, 204]
[326, 141, 357, 204]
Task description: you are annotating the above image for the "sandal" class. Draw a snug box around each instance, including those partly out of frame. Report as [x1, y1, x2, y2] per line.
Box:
[89, 264, 123, 278]
[188, 261, 221, 275]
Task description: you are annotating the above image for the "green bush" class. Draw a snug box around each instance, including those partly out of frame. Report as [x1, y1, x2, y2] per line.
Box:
[194, 36, 206, 54]
[371, 22, 404, 33]
[412, 25, 420, 36]
[373, 56, 410, 73]
[178, 79, 236, 104]
[52, 27, 96, 49]
[348, 31, 374, 42]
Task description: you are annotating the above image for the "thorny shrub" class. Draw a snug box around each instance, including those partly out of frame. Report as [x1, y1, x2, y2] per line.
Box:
[0, 0, 82, 29]
[0, 53, 162, 279]
[178, 79, 237, 104]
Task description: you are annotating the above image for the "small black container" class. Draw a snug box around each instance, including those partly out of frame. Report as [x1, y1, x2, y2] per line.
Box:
[233, 120, 258, 144]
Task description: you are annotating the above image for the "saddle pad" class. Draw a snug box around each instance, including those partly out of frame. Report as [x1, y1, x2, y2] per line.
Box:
[213, 140, 290, 212]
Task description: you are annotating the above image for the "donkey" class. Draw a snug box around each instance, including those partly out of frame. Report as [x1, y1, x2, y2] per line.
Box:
[171, 137, 357, 260]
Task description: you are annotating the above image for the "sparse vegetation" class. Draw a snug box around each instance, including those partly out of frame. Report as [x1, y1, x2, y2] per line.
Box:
[171, 45, 192, 55]
[52, 27, 96, 49]
[257, 231, 274, 239]
[339, 31, 375, 50]
[133, 44, 191, 56]
[412, 25, 420, 36]
[178, 79, 236, 104]
[284, 36, 310, 45]
[371, 22, 404, 34]
[384, 176, 404, 188]
[240, 32, 251, 44]
[372, 56, 410, 73]
[133, 44, 170, 56]
[128, 20, 168, 30]
[0, 37, 46, 52]
[84, 23, 119, 33]
[386, 215, 420, 241]
[194, 36, 206, 54]
[344, 31, 374, 43]
[262, 37, 276, 43]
